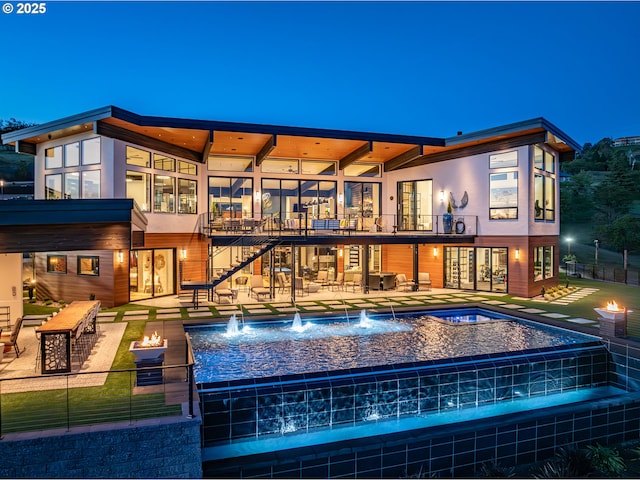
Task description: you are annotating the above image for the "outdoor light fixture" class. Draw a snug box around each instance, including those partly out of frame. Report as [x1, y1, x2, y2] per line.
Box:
[117, 251, 124, 264]
[433, 247, 438, 257]
[254, 190, 261, 201]
[439, 190, 445, 202]
[339, 249, 343, 257]
[566, 237, 573, 255]
[338, 193, 344, 204]
[515, 248, 520, 260]
[181, 248, 187, 260]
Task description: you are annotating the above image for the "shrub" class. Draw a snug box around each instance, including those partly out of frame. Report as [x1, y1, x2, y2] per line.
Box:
[586, 443, 626, 475]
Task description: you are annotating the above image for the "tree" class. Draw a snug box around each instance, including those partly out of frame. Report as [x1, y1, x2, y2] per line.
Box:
[597, 215, 640, 255]
[560, 171, 596, 223]
[0, 118, 36, 138]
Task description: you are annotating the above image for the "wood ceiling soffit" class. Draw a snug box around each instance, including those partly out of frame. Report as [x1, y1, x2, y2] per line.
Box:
[384, 145, 423, 172]
[95, 121, 202, 163]
[403, 131, 547, 169]
[339, 141, 372, 170]
[256, 135, 277, 167]
[201, 130, 214, 163]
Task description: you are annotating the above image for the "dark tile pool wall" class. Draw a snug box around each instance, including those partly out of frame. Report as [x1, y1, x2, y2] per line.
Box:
[204, 393, 640, 478]
[200, 345, 610, 446]
[604, 338, 640, 391]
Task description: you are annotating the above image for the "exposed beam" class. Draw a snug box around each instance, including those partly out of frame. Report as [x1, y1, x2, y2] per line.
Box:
[256, 135, 276, 167]
[384, 145, 423, 172]
[95, 121, 202, 163]
[339, 141, 372, 170]
[16, 140, 36, 155]
[201, 130, 214, 163]
[403, 132, 547, 169]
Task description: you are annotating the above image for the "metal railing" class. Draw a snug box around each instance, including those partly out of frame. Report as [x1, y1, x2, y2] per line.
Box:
[199, 212, 478, 237]
[564, 262, 640, 286]
[0, 361, 196, 436]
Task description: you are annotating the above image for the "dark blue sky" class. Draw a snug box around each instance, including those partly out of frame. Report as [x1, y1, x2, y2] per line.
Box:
[1, 1, 638, 146]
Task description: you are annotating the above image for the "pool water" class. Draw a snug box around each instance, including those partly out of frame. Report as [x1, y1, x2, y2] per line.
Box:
[187, 308, 599, 384]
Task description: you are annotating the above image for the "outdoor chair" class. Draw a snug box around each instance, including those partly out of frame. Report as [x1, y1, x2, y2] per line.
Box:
[250, 275, 271, 301]
[214, 280, 235, 304]
[396, 274, 416, 292]
[276, 272, 291, 294]
[418, 272, 432, 291]
[344, 273, 362, 292]
[328, 272, 344, 291]
[1, 316, 24, 358]
[316, 270, 328, 286]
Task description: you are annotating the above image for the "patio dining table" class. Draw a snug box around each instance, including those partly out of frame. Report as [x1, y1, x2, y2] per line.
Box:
[36, 300, 101, 374]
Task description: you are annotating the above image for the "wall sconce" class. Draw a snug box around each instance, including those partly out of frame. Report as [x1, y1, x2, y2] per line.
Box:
[181, 248, 187, 260]
[433, 247, 438, 257]
[338, 193, 344, 204]
[254, 190, 261, 201]
[117, 251, 124, 264]
[515, 248, 520, 260]
[438, 190, 445, 202]
[339, 249, 343, 257]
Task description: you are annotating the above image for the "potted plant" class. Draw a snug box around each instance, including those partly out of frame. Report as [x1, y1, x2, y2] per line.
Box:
[443, 200, 454, 234]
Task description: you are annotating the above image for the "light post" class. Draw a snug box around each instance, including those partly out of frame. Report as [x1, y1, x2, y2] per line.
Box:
[565, 237, 573, 285]
[594, 239, 599, 265]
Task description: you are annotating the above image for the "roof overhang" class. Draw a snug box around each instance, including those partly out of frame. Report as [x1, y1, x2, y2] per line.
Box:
[1, 107, 581, 171]
[0, 199, 147, 253]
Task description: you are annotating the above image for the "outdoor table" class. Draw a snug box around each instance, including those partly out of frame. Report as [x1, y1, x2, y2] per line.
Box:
[36, 300, 100, 374]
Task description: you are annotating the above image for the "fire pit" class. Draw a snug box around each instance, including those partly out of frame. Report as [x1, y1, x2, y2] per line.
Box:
[129, 331, 168, 361]
[595, 301, 632, 338]
[594, 301, 629, 321]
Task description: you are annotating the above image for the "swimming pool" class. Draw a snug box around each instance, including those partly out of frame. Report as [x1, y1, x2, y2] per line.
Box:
[187, 308, 600, 384]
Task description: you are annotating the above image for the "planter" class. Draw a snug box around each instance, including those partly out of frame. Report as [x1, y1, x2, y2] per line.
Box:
[443, 214, 453, 234]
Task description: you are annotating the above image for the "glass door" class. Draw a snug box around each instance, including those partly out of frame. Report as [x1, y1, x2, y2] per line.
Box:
[129, 248, 175, 301]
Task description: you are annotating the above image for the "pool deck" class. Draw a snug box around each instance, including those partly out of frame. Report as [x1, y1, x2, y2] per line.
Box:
[0, 286, 605, 388]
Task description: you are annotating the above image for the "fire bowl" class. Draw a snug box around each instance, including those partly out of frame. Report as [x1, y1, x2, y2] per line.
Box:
[129, 339, 168, 361]
[594, 308, 627, 321]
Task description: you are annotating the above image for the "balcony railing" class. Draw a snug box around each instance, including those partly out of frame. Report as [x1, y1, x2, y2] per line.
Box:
[199, 212, 477, 237]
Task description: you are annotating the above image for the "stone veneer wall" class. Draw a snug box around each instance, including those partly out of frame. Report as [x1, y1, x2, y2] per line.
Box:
[0, 417, 202, 478]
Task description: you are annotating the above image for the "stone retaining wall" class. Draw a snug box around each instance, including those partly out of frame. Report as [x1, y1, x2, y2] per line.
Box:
[0, 416, 202, 478]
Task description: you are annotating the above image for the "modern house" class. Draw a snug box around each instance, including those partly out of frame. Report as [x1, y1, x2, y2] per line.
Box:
[1, 106, 580, 307]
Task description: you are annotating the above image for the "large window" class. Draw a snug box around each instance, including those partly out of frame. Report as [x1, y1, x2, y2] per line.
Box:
[208, 155, 253, 172]
[127, 146, 151, 167]
[446, 246, 507, 292]
[45, 174, 62, 199]
[262, 158, 299, 174]
[82, 171, 101, 199]
[397, 179, 433, 230]
[534, 246, 554, 281]
[45, 146, 62, 169]
[81, 138, 101, 165]
[345, 182, 380, 219]
[178, 179, 197, 214]
[154, 175, 175, 213]
[344, 163, 381, 177]
[64, 172, 80, 199]
[64, 142, 80, 167]
[209, 177, 254, 219]
[534, 146, 556, 221]
[489, 171, 518, 219]
[126, 170, 151, 211]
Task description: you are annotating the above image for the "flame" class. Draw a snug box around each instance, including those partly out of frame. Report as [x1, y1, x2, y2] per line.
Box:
[141, 331, 163, 347]
[606, 301, 621, 312]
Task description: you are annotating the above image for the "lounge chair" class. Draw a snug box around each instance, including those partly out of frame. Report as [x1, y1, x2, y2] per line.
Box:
[250, 275, 271, 301]
[316, 270, 328, 286]
[418, 272, 432, 291]
[214, 280, 235, 304]
[1, 316, 24, 357]
[396, 274, 416, 292]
